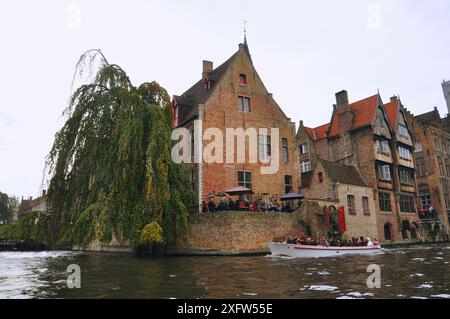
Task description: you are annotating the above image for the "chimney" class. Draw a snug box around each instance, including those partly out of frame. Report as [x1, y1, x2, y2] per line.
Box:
[335, 90, 349, 109]
[202, 60, 213, 75]
[299, 120, 304, 128]
[42, 189, 47, 197]
[390, 96, 398, 102]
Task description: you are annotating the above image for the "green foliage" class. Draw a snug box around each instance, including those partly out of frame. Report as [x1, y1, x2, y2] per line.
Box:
[140, 221, 164, 245]
[6, 212, 53, 245]
[0, 191, 18, 225]
[38, 50, 195, 247]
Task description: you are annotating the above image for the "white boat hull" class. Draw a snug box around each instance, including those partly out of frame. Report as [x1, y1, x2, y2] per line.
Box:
[268, 242, 384, 258]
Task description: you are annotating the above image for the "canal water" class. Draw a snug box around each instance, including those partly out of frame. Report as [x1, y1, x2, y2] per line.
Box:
[0, 244, 449, 299]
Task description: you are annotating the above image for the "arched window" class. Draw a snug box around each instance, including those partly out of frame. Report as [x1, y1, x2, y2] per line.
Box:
[384, 223, 393, 241]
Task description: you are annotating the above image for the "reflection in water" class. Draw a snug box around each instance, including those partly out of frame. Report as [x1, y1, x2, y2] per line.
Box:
[0, 245, 449, 299]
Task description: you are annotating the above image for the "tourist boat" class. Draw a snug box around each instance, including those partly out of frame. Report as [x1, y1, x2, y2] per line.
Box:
[268, 242, 384, 258]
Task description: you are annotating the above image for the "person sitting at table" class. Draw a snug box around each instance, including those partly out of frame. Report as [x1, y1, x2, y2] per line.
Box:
[202, 201, 208, 213]
[208, 199, 216, 212]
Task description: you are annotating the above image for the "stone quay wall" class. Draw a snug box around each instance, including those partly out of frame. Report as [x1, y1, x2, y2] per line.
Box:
[165, 201, 327, 255]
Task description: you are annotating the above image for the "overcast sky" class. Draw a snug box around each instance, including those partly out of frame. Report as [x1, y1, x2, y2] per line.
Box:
[1, 0, 450, 198]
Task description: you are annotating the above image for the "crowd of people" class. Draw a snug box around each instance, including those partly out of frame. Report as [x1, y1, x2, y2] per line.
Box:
[285, 236, 380, 247]
[202, 197, 297, 213]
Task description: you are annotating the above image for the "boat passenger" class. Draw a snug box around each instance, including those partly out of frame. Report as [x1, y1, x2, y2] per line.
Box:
[373, 238, 379, 246]
[359, 236, 366, 246]
[366, 238, 374, 247]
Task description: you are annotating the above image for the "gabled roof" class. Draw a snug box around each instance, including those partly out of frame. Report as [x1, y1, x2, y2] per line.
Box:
[328, 94, 379, 138]
[384, 99, 400, 128]
[320, 159, 368, 187]
[305, 123, 330, 141]
[173, 47, 243, 126]
[415, 108, 441, 124]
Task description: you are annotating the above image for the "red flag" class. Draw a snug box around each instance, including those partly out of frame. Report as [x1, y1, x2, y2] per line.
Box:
[324, 205, 330, 231]
[338, 207, 347, 233]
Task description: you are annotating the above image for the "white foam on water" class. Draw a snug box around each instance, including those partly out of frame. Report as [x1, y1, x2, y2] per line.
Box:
[412, 258, 426, 262]
[411, 296, 428, 299]
[318, 271, 331, 276]
[347, 292, 374, 298]
[430, 294, 450, 299]
[243, 292, 258, 296]
[304, 273, 313, 276]
[434, 257, 444, 260]
[416, 284, 433, 289]
[410, 273, 425, 277]
[309, 285, 338, 292]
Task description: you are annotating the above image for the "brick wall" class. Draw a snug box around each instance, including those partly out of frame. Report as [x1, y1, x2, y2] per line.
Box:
[166, 201, 327, 255]
[199, 45, 299, 202]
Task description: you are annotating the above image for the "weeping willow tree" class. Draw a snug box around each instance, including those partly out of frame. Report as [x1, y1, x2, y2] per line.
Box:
[44, 50, 194, 247]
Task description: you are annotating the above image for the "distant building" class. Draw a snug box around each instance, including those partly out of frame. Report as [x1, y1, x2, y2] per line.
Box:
[443, 80, 450, 115]
[17, 190, 49, 220]
[406, 108, 450, 239]
[301, 159, 379, 240]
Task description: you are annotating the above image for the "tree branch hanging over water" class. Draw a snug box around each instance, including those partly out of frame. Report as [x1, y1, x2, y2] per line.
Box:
[43, 50, 194, 246]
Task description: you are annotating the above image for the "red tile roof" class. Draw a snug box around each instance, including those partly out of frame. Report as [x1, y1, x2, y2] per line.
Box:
[384, 99, 400, 128]
[328, 94, 379, 138]
[305, 123, 330, 141]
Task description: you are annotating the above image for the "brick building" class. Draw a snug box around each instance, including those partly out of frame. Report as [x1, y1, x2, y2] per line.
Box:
[301, 159, 379, 240]
[297, 121, 330, 174]
[173, 41, 299, 210]
[406, 108, 450, 239]
[298, 91, 422, 242]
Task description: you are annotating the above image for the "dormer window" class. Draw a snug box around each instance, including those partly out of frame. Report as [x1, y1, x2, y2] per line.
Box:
[239, 74, 247, 85]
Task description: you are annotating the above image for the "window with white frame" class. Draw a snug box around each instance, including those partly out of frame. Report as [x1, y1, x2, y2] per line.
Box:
[378, 164, 391, 181]
[415, 141, 423, 153]
[258, 134, 271, 162]
[399, 146, 412, 161]
[399, 124, 409, 137]
[238, 96, 251, 113]
[300, 161, 312, 173]
[399, 168, 414, 186]
[282, 138, 289, 162]
[377, 140, 390, 155]
[299, 143, 308, 155]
